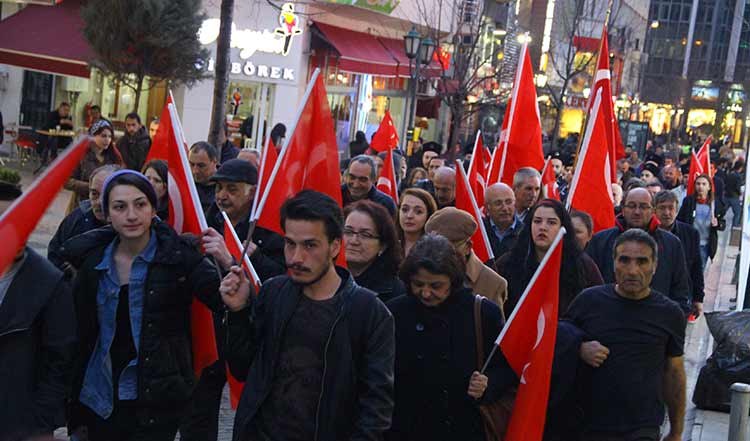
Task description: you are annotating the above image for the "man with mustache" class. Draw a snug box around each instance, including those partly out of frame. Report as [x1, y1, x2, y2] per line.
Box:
[566, 230, 686, 441]
[181, 159, 286, 441]
[220, 190, 395, 441]
[586, 188, 691, 315]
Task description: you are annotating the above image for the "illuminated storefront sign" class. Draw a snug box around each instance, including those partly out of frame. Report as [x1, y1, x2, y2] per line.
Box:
[199, 3, 302, 58]
[206, 58, 295, 82]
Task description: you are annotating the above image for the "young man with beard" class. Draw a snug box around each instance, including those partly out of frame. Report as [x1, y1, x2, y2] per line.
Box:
[116, 113, 151, 171]
[220, 190, 395, 441]
[180, 159, 285, 441]
[586, 188, 691, 314]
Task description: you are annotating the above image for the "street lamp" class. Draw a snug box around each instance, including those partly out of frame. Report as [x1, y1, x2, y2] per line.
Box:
[403, 28, 436, 141]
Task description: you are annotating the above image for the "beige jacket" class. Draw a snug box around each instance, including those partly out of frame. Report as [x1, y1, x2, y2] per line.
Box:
[466, 252, 508, 319]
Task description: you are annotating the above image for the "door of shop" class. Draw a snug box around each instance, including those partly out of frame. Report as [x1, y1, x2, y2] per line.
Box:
[19, 70, 54, 128]
[226, 81, 274, 151]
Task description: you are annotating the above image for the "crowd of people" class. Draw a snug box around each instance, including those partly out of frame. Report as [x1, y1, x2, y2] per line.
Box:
[1, 123, 744, 441]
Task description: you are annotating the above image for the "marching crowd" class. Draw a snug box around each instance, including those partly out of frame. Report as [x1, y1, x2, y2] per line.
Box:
[0, 114, 745, 441]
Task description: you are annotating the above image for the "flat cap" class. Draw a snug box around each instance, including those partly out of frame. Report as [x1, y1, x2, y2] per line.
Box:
[210, 159, 258, 185]
[424, 207, 477, 242]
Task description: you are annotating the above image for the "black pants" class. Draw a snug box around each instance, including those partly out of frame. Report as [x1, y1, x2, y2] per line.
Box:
[71, 401, 179, 441]
[581, 427, 660, 441]
[178, 360, 227, 441]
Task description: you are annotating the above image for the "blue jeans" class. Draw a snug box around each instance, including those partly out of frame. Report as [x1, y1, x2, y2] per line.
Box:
[726, 196, 742, 227]
[700, 244, 710, 266]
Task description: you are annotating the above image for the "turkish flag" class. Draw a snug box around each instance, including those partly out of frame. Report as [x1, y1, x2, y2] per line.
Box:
[584, 26, 624, 183]
[566, 89, 616, 233]
[687, 136, 711, 196]
[498, 43, 544, 185]
[455, 160, 494, 262]
[467, 131, 488, 207]
[370, 110, 400, 153]
[221, 211, 261, 409]
[0, 136, 89, 275]
[147, 98, 218, 378]
[496, 227, 563, 441]
[252, 70, 345, 265]
[541, 157, 560, 201]
[377, 147, 399, 205]
[252, 138, 279, 218]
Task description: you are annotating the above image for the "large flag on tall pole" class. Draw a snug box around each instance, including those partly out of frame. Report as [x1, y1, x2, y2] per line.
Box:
[584, 25, 625, 182]
[148, 96, 218, 378]
[566, 89, 616, 233]
[377, 147, 399, 205]
[0, 136, 90, 275]
[494, 227, 564, 441]
[252, 68, 345, 265]
[369, 110, 400, 153]
[455, 160, 494, 262]
[467, 131, 488, 207]
[497, 42, 544, 185]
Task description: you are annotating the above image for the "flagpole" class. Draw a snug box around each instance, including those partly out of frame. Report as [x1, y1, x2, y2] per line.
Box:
[566, 89, 603, 210]
[481, 227, 567, 373]
[467, 130, 481, 176]
[457, 160, 495, 261]
[498, 42, 526, 182]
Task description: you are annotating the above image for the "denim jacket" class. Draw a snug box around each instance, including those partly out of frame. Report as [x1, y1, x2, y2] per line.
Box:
[79, 231, 157, 418]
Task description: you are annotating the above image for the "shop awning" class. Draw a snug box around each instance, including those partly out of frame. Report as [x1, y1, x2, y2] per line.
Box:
[573, 36, 600, 53]
[0, 0, 92, 78]
[378, 37, 442, 78]
[314, 22, 404, 77]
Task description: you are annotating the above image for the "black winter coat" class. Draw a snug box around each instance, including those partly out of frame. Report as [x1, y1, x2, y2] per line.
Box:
[47, 200, 105, 271]
[677, 195, 726, 260]
[353, 258, 406, 304]
[0, 249, 75, 441]
[115, 125, 151, 171]
[385, 289, 516, 441]
[60, 221, 223, 428]
[585, 216, 691, 313]
[669, 221, 705, 302]
[226, 267, 395, 441]
[482, 216, 522, 261]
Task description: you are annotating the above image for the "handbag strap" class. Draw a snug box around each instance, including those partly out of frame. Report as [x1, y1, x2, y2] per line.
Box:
[474, 295, 485, 371]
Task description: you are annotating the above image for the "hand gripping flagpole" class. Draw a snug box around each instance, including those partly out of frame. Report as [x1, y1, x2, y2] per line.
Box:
[236, 68, 324, 268]
[480, 227, 567, 374]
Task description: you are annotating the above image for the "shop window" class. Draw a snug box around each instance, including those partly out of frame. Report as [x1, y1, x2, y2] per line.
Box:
[98, 73, 150, 125]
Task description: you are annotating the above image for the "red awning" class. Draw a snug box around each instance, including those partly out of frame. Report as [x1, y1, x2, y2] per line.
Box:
[573, 36, 600, 53]
[0, 0, 92, 78]
[314, 23, 403, 77]
[378, 37, 442, 78]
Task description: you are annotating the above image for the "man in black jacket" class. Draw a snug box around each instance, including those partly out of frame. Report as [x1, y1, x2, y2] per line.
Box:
[483, 183, 522, 260]
[586, 187, 691, 314]
[220, 190, 395, 441]
[342, 155, 397, 215]
[655, 190, 705, 319]
[116, 112, 151, 171]
[0, 180, 76, 441]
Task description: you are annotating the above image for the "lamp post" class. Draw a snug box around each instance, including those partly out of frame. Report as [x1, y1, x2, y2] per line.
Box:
[404, 27, 436, 141]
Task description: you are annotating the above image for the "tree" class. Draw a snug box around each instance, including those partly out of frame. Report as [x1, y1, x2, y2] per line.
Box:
[81, 0, 209, 112]
[206, 0, 234, 149]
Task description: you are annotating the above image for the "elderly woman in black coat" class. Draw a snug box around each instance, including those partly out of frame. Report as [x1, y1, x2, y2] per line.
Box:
[386, 234, 516, 441]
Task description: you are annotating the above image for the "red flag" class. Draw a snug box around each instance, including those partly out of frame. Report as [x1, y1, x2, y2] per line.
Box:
[148, 98, 217, 378]
[370, 110, 400, 153]
[584, 26, 623, 183]
[377, 148, 399, 205]
[496, 227, 564, 441]
[566, 89, 616, 233]
[455, 160, 494, 262]
[467, 131, 488, 207]
[687, 137, 711, 196]
[0, 136, 89, 275]
[541, 157, 560, 201]
[252, 69, 345, 265]
[221, 211, 262, 409]
[498, 43, 544, 185]
[252, 138, 279, 218]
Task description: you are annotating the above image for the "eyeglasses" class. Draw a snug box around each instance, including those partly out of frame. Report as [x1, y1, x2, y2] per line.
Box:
[623, 203, 653, 211]
[343, 228, 380, 241]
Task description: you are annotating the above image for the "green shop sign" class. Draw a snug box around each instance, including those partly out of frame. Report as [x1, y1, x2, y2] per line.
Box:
[327, 0, 400, 14]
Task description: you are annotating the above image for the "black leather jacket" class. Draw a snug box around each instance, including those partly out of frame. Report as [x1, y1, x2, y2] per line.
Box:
[226, 267, 395, 441]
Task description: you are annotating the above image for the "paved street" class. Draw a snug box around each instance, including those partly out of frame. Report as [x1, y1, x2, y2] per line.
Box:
[18, 161, 741, 440]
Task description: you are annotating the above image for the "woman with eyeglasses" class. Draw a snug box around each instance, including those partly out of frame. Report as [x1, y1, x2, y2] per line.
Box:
[678, 173, 726, 264]
[344, 200, 406, 303]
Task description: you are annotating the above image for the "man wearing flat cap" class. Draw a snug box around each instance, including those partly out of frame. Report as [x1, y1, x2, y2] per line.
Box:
[184, 159, 286, 441]
[425, 207, 508, 317]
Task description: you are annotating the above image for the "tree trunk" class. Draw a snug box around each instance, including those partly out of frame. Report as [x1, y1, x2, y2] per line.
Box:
[207, 0, 234, 154]
[133, 74, 144, 113]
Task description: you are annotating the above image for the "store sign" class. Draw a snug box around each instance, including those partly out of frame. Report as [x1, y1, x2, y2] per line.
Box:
[198, 3, 303, 58]
[326, 0, 399, 14]
[565, 95, 587, 109]
[207, 58, 295, 82]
